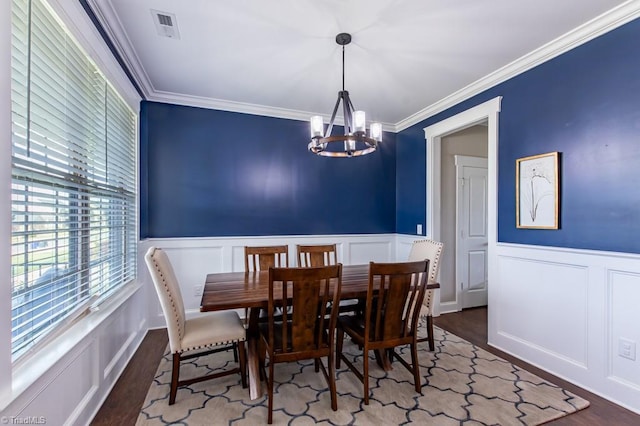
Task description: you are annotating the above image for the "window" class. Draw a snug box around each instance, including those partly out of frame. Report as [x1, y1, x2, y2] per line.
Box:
[10, 0, 137, 359]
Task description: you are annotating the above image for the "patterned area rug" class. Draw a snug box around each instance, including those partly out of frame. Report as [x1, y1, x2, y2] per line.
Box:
[137, 324, 589, 425]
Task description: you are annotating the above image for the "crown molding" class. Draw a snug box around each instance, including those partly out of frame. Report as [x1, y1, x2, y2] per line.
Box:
[87, 0, 639, 133]
[87, 1, 396, 130]
[147, 90, 395, 130]
[86, 0, 155, 99]
[394, 0, 640, 132]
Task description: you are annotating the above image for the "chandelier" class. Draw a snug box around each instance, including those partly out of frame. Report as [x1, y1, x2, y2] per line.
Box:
[308, 33, 382, 157]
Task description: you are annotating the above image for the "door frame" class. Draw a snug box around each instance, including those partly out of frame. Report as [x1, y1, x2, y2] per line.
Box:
[455, 155, 488, 311]
[423, 96, 501, 315]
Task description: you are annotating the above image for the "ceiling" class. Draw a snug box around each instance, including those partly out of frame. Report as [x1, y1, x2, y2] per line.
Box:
[88, 0, 631, 129]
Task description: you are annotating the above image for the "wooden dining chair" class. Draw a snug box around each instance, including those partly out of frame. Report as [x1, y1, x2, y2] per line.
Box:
[296, 243, 337, 267]
[243, 245, 290, 322]
[145, 247, 247, 405]
[408, 239, 444, 350]
[297, 243, 360, 315]
[336, 260, 429, 404]
[244, 245, 289, 271]
[258, 264, 342, 424]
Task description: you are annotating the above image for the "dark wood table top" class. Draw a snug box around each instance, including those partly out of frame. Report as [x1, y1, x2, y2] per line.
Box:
[200, 264, 439, 312]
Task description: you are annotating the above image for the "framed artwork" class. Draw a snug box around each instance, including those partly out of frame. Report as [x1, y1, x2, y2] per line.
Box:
[516, 152, 559, 229]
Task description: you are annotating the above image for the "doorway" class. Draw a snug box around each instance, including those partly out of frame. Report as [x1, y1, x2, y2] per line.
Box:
[437, 128, 488, 312]
[423, 97, 501, 316]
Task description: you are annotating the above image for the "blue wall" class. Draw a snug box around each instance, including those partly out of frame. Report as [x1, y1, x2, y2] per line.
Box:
[396, 18, 640, 253]
[140, 103, 397, 238]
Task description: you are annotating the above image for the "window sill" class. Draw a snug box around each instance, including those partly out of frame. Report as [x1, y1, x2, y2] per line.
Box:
[1, 280, 144, 412]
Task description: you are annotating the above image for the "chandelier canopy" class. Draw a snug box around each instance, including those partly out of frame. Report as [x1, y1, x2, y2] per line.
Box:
[308, 33, 382, 157]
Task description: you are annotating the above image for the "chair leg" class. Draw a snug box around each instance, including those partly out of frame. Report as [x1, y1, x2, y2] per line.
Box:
[427, 315, 435, 351]
[327, 354, 337, 411]
[315, 358, 320, 373]
[411, 342, 421, 393]
[258, 338, 266, 381]
[238, 341, 248, 388]
[169, 353, 181, 405]
[336, 327, 344, 368]
[363, 348, 370, 405]
[267, 360, 275, 424]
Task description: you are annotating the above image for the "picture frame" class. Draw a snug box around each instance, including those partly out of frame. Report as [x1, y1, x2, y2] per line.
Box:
[516, 151, 559, 229]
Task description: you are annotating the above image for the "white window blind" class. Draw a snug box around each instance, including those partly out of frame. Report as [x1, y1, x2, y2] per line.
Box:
[10, 0, 137, 359]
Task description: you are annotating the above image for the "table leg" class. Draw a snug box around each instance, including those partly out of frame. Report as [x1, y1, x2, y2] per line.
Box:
[374, 349, 392, 371]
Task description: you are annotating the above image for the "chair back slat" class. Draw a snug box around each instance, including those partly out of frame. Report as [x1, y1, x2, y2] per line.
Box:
[245, 245, 289, 272]
[366, 260, 429, 343]
[268, 265, 342, 355]
[291, 280, 322, 350]
[383, 274, 412, 339]
[297, 244, 337, 267]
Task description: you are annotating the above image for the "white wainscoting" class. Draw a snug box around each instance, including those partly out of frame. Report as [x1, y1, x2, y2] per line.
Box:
[10, 234, 632, 424]
[0, 265, 148, 425]
[142, 234, 399, 328]
[489, 243, 640, 414]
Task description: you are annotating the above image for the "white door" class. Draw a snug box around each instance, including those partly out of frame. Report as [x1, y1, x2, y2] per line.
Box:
[455, 155, 488, 309]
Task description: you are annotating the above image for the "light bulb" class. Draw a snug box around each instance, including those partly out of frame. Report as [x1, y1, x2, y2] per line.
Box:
[370, 122, 382, 142]
[353, 111, 366, 133]
[310, 116, 323, 138]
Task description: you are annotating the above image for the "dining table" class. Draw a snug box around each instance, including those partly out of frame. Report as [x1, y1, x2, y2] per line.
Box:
[200, 263, 439, 400]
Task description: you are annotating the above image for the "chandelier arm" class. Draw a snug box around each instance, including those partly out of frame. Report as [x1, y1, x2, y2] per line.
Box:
[325, 93, 342, 138]
[345, 93, 357, 124]
[342, 91, 353, 134]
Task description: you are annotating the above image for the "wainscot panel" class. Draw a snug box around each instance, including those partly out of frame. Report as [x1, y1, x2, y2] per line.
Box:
[490, 243, 640, 414]
[15, 337, 97, 425]
[0, 281, 147, 425]
[608, 270, 640, 388]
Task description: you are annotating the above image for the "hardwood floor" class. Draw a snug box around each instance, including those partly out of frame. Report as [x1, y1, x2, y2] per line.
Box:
[91, 328, 168, 426]
[91, 307, 640, 425]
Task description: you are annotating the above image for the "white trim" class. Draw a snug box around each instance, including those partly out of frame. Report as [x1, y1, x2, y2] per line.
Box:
[395, 1, 640, 131]
[84, 0, 397, 130]
[439, 301, 460, 315]
[454, 155, 487, 168]
[85, 0, 154, 100]
[87, 1, 639, 129]
[12, 296, 99, 367]
[0, 0, 12, 404]
[496, 241, 640, 261]
[424, 97, 501, 314]
[149, 89, 396, 130]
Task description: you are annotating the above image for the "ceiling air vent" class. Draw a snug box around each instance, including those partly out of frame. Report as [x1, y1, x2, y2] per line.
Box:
[151, 9, 180, 39]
